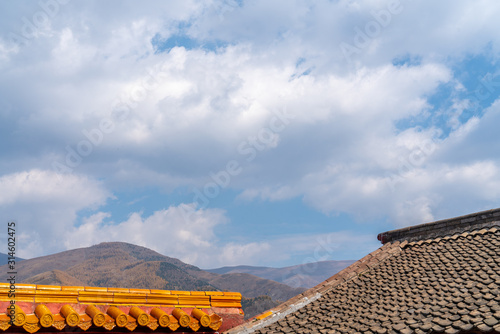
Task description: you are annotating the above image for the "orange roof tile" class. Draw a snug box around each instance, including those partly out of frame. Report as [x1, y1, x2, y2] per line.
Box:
[0, 284, 242, 333]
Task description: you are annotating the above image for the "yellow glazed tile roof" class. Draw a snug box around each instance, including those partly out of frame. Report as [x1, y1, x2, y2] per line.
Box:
[0, 283, 242, 307]
[0, 283, 242, 333]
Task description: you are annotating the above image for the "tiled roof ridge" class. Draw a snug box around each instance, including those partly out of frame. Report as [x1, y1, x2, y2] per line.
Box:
[377, 207, 500, 244]
[224, 241, 404, 334]
[0, 283, 242, 308]
[401, 225, 500, 248]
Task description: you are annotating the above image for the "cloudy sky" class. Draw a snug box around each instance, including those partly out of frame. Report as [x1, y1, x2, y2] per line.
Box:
[1, 0, 500, 269]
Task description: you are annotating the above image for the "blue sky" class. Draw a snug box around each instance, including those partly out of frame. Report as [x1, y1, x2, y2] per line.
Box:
[1, 0, 500, 269]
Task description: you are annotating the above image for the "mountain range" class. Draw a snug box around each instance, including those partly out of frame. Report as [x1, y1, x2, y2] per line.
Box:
[208, 260, 355, 289]
[0, 242, 352, 318]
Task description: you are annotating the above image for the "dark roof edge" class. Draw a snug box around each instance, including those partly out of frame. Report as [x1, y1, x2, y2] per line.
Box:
[377, 207, 500, 244]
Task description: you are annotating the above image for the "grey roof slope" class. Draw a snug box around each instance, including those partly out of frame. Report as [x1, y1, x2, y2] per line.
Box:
[226, 208, 500, 334]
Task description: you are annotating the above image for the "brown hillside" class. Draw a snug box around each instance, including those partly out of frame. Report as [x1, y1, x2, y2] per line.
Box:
[0, 242, 199, 282]
[23, 270, 84, 286]
[65, 260, 215, 291]
[0, 248, 87, 282]
[207, 273, 305, 300]
[242, 296, 281, 320]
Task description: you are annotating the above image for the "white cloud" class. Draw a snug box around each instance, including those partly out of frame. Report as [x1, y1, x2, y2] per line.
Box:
[64, 204, 269, 268]
[240, 98, 500, 226]
[0, 169, 111, 258]
[0, 169, 108, 208]
[1, 0, 500, 265]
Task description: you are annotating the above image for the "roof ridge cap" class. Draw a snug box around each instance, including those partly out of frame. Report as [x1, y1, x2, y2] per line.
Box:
[377, 208, 500, 244]
[403, 225, 500, 248]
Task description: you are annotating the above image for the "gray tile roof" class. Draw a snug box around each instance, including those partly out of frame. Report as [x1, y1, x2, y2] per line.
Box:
[226, 208, 500, 334]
